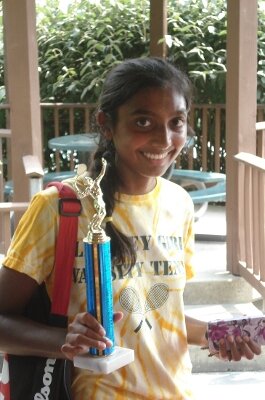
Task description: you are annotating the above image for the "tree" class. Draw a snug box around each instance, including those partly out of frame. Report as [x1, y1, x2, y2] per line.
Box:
[37, 0, 150, 102]
[0, 0, 264, 104]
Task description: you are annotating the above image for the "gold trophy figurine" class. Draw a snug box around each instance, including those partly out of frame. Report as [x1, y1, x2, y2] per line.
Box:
[73, 159, 134, 374]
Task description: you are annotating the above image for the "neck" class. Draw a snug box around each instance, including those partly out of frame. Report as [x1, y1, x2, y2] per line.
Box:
[118, 177, 157, 195]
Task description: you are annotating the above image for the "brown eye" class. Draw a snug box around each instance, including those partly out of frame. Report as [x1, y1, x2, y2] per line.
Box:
[136, 118, 151, 128]
[172, 117, 186, 129]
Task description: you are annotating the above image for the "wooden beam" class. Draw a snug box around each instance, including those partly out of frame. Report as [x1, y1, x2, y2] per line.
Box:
[0, 129, 11, 137]
[256, 122, 265, 157]
[226, 0, 258, 274]
[2, 0, 43, 202]
[150, 0, 167, 58]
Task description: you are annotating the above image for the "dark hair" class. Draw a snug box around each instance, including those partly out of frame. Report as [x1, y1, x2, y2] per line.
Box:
[99, 56, 192, 123]
[89, 57, 193, 273]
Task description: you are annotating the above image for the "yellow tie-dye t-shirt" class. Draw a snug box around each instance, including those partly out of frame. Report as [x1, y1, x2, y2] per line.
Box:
[3, 177, 195, 400]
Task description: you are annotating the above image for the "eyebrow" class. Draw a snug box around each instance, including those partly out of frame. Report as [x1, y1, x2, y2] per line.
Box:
[130, 108, 188, 116]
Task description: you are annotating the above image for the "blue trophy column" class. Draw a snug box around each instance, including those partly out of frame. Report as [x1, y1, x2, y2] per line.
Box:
[84, 238, 115, 356]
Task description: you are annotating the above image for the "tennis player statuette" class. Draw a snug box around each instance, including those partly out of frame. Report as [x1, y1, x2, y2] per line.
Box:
[73, 159, 134, 374]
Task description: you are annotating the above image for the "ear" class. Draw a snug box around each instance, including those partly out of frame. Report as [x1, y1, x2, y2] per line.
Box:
[97, 110, 113, 140]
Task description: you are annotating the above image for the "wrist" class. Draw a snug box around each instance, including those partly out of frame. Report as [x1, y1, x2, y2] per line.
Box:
[201, 330, 209, 349]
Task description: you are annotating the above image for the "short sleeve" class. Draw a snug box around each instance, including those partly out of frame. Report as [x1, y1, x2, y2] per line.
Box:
[3, 188, 59, 285]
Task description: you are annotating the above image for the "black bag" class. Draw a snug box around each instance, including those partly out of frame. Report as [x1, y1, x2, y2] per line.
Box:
[0, 182, 81, 400]
[8, 284, 72, 400]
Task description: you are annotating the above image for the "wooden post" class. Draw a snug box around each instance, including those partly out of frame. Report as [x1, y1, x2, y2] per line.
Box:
[226, 0, 257, 274]
[150, 0, 167, 58]
[256, 122, 265, 158]
[2, 0, 43, 202]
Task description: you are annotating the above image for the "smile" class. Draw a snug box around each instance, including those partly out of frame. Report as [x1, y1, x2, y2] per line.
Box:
[143, 152, 168, 160]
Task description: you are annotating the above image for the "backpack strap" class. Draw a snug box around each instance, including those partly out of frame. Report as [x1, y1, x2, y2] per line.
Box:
[46, 181, 82, 326]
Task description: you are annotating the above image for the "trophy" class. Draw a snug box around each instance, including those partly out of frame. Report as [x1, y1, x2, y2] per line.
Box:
[73, 159, 134, 374]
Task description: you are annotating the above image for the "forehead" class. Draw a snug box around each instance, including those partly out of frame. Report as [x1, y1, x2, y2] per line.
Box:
[119, 86, 187, 115]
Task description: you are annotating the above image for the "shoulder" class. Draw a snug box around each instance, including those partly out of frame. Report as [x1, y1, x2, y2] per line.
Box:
[19, 185, 60, 223]
[158, 177, 194, 206]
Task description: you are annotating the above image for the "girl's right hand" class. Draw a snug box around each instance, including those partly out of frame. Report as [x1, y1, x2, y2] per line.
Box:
[61, 311, 123, 360]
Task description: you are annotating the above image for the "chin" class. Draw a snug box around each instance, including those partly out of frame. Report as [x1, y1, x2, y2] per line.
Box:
[144, 168, 170, 179]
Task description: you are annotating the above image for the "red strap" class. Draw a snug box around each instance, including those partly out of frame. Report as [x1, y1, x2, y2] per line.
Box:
[46, 182, 81, 316]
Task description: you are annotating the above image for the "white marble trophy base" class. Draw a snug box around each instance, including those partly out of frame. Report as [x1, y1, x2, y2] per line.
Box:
[73, 346, 134, 374]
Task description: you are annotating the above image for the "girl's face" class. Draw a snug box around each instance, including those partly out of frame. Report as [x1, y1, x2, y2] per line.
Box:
[108, 86, 188, 194]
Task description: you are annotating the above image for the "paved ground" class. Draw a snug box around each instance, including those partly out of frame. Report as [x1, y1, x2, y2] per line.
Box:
[195, 203, 226, 237]
[192, 371, 265, 399]
[194, 204, 227, 276]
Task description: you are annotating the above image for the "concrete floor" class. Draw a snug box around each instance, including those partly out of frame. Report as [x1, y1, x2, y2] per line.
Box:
[194, 204, 227, 277]
[195, 203, 226, 238]
[192, 371, 265, 399]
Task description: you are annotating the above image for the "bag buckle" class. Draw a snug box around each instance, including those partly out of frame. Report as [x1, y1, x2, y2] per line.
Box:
[58, 198, 82, 217]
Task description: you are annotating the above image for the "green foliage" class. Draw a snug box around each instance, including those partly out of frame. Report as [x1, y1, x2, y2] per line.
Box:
[36, 0, 265, 105]
[36, 0, 230, 103]
[0, 0, 263, 105]
[33, 0, 265, 174]
[0, 3, 5, 104]
[37, 0, 149, 102]
[167, 0, 227, 103]
[257, 2, 265, 103]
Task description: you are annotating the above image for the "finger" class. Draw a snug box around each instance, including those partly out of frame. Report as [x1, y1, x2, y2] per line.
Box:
[75, 312, 106, 336]
[61, 343, 85, 360]
[234, 336, 254, 360]
[65, 332, 112, 352]
[218, 339, 230, 361]
[227, 336, 241, 361]
[68, 320, 106, 342]
[242, 336, 262, 356]
[219, 336, 242, 361]
[114, 311, 123, 323]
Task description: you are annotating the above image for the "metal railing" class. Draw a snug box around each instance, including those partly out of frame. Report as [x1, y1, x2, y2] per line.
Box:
[234, 152, 265, 308]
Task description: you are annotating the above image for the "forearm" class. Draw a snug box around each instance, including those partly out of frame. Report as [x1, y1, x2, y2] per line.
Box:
[0, 314, 67, 359]
[185, 315, 208, 347]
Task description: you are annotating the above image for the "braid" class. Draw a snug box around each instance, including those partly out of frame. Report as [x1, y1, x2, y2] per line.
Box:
[89, 136, 136, 273]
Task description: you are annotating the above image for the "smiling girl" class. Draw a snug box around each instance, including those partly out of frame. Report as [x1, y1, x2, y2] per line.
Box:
[0, 57, 261, 399]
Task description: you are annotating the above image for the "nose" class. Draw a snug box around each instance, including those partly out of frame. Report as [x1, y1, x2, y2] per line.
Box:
[153, 125, 172, 147]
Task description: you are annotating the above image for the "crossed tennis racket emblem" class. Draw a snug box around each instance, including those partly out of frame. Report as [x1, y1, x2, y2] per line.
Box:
[119, 283, 169, 333]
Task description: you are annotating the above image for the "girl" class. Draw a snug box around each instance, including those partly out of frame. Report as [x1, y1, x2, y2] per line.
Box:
[0, 57, 261, 399]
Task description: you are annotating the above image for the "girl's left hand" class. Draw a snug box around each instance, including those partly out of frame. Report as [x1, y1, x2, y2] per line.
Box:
[217, 335, 262, 361]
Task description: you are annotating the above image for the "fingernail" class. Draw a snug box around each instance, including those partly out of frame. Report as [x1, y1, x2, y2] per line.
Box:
[104, 337, 113, 347]
[99, 342, 106, 349]
[99, 327, 106, 336]
[227, 335, 234, 343]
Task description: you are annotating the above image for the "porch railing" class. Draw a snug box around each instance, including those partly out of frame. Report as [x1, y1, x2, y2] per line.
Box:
[234, 152, 265, 308]
[1, 102, 265, 182]
[41, 102, 228, 173]
[1, 104, 265, 273]
[0, 202, 29, 255]
[41, 102, 265, 173]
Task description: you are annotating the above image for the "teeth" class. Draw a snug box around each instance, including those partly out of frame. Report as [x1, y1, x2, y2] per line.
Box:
[143, 152, 167, 160]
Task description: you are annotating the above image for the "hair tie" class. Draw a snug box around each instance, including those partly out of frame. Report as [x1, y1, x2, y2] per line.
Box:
[104, 216, 113, 223]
